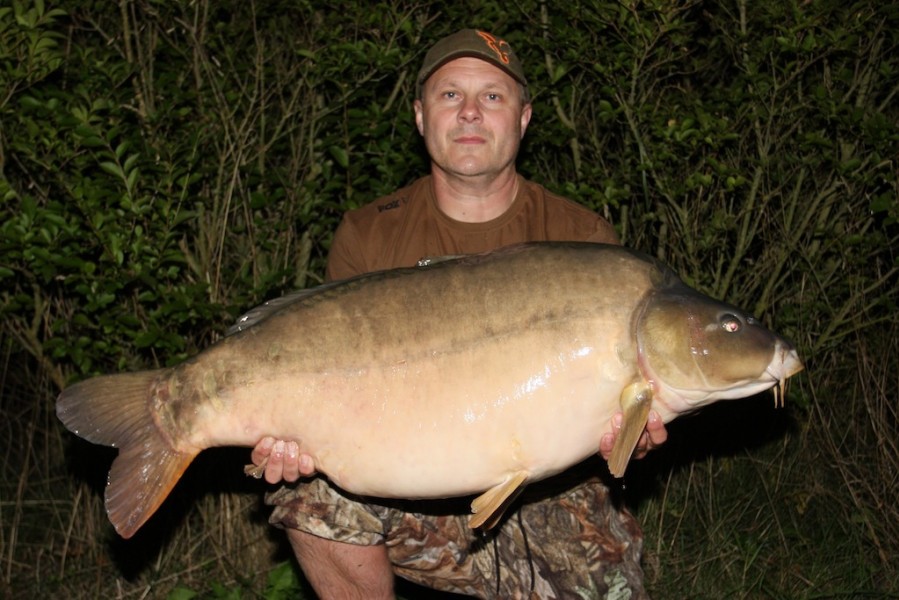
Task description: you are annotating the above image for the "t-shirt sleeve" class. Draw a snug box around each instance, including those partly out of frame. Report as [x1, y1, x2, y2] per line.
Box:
[541, 186, 621, 245]
[324, 215, 369, 281]
[584, 218, 620, 244]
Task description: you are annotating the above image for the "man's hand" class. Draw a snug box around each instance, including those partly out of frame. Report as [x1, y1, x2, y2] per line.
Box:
[599, 409, 668, 462]
[246, 437, 316, 484]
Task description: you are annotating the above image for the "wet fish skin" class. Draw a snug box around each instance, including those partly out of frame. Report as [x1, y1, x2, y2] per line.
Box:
[56, 242, 803, 538]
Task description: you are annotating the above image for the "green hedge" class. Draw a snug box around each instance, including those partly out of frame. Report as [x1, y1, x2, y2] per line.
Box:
[2, 1, 896, 381]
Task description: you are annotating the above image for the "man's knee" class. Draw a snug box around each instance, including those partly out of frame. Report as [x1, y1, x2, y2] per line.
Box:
[286, 528, 394, 600]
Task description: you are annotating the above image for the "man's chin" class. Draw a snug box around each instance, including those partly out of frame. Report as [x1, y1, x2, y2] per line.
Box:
[443, 158, 495, 177]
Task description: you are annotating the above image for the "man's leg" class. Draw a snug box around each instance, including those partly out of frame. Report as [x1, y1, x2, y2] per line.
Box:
[287, 528, 394, 600]
[482, 467, 648, 599]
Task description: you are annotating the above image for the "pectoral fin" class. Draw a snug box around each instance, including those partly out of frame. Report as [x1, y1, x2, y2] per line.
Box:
[468, 470, 529, 530]
[607, 381, 653, 478]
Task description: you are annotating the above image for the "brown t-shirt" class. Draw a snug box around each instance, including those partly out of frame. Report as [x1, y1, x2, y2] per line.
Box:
[325, 175, 619, 280]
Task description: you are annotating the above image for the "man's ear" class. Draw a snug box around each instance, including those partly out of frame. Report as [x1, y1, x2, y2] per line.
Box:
[414, 99, 425, 136]
[520, 102, 532, 139]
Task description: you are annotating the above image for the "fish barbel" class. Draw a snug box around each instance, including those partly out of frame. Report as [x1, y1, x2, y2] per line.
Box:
[56, 242, 803, 538]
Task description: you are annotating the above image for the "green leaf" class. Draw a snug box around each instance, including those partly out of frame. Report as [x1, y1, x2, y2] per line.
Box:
[99, 161, 124, 179]
[165, 587, 197, 600]
[328, 145, 349, 169]
[123, 153, 140, 173]
[266, 561, 301, 594]
[133, 331, 158, 348]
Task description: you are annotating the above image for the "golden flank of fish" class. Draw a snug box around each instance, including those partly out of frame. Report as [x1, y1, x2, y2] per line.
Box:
[56, 242, 803, 538]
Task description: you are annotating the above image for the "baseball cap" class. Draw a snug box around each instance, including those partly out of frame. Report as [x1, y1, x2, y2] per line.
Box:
[416, 29, 528, 97]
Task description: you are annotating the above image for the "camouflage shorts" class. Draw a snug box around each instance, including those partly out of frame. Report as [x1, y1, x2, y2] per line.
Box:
[267, 457, 647, 599]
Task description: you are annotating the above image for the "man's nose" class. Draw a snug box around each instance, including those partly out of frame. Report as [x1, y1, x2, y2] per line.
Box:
[458, 96, 482, 122]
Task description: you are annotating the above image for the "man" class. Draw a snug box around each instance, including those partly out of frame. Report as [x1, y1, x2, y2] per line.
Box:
[251, 29, 667, 598]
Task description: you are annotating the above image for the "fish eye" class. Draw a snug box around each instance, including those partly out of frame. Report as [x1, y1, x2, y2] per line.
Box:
[721, 314, 742, 333]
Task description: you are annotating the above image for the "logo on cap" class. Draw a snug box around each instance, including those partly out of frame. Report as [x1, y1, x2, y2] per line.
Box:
[476, 31, 512, 65]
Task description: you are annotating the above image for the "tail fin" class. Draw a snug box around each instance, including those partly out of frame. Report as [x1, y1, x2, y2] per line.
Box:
[56, 371, 198, 538]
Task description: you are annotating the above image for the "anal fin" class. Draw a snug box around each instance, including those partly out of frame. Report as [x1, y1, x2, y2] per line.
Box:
[468, 470, 529, 530]
[607, 381, 653, 478]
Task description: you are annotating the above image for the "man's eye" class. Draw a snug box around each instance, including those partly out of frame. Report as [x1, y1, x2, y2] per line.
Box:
[487, 93, 500, 101]
[444, 91, 457, 99]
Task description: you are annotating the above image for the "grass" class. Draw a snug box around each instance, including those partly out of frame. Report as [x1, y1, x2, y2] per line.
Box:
[2, 323, 897, 600]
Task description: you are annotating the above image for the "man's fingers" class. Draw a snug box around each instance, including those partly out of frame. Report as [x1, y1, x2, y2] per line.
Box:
[645, 410, 668, 446]
[298, 453, 316, 476]
[250, 436, 276, 466]
[279, 441, 301, 483]
[631, 432, 651, 460]
[249, 437, 317, 483]
[262, 440, 287, 484]
[631, 411, 668, 459]
[263, 441, 316, 483]
[599, 410, 668, 462]
[599, 432, 614, 460]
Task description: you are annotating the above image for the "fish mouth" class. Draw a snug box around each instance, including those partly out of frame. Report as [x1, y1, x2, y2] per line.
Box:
[766, 344, 804, 408]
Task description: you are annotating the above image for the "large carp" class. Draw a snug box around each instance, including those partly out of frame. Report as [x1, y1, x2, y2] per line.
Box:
[57, 242, 802, 538]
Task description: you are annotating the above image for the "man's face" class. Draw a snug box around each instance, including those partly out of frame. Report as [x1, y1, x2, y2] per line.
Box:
[415, 57, 532, 180]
